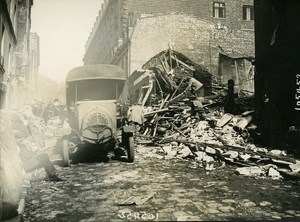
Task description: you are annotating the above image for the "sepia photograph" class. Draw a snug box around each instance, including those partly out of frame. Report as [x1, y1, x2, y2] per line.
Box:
[0, 0, 300, 221]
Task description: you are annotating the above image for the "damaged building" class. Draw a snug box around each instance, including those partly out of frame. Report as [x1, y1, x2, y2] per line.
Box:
[83, 0, 254, 78]
[218, 51, 255, 93]
[128, 49, 213, 105]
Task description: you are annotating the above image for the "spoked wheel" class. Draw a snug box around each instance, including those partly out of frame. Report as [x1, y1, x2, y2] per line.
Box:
[127, 136, 135, 162]
[62, 139, 71, 167]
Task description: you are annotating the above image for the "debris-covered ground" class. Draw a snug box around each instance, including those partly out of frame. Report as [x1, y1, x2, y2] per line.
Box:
[22, 149, 300, 221]
[138, 100, 300, 181]
[20, 98, 300, 221]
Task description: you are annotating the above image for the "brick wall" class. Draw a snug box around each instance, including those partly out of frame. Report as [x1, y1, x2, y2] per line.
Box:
[210, 29, 254, 74]
[129, 14, 254, 76]
[130, 14, 214, 74]
[125, 0, 210, 18]
[125, 0, 254, 30]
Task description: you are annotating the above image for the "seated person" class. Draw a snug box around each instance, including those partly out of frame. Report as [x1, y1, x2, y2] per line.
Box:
[11, 106, 63, 181]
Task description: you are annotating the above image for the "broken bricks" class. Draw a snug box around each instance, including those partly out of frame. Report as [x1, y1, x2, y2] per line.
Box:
[131, 49, 299, 179]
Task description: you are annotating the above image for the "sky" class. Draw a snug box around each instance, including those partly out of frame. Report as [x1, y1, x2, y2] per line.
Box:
[31, 0, 103, 83]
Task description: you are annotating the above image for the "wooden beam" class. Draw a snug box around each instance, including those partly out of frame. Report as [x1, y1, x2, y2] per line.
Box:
[170, 55, 195, 71]
[144, 108, 169, 117]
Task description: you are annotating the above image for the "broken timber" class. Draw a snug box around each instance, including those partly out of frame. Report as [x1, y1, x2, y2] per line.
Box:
[136, 135, 296, 164]
[144, 108, 169, 117]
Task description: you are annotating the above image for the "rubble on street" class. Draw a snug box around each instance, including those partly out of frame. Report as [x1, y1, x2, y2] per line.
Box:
[131, 49, 300, 181]
[22, 150, 300, 221]
[136, 95, 300, 180]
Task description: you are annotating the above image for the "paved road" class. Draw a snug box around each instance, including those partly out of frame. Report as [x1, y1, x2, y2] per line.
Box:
[22, 144, 300, 222]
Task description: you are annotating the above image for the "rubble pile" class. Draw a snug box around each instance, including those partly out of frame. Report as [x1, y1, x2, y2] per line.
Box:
[135, 50, 299, 180]
[138, 98, 300, 180]
[131, 49, 213, 106]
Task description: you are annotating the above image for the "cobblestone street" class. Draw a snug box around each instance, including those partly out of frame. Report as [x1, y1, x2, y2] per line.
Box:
[23, 145, 300, 222]
[2, 1, 300, 222]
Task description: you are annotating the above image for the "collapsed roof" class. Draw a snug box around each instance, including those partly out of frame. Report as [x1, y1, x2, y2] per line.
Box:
[142, 49, 213, 96]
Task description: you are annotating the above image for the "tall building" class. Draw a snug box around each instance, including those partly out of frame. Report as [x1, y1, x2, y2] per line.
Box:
[83, 0, 254, 78]
[27, 32, 40, 101]
[0, 0, 37, 109]
[0, 0, 18, 108]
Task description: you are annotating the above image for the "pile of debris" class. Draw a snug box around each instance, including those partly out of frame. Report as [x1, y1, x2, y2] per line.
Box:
[142, 49, 213, 95]
[137, 99, 300, 180]
[128, 49, 214, 108]
[132, 49, 299, 180]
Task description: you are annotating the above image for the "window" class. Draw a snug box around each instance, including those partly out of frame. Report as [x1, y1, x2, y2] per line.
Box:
[76, 79, 124, 101]
[213, 2, 226, 18]
[243, 5, 254, 21]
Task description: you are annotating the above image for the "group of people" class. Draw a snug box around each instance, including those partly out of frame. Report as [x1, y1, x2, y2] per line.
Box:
[31, 98, 66, 126]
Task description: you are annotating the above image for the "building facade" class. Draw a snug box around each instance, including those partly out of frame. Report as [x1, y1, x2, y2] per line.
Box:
[27, 32, 40, 101]
[83, 0, 254, 78]
[0, 0, 18, 108]
[1, 1, 39, 219]
[0, 0, 38, 109]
